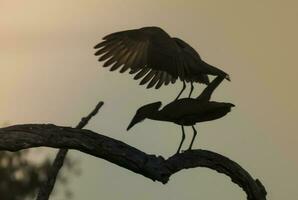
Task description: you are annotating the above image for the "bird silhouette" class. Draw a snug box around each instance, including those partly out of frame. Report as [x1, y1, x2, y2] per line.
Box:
[127, 76, 234, 154]
[94, 26, 230, 99]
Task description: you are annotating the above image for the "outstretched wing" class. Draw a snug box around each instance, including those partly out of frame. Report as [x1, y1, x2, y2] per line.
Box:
[94, 26, 209, 89]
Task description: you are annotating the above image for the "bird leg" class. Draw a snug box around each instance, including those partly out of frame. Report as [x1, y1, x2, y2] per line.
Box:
[188, 125, 198, 150]
[175, 81, 186, 101]
[188, 82, 194, 98]
[176, 126, 186, 154]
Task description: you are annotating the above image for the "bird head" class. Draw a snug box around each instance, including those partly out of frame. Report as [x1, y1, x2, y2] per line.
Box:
[127, 102, 162, 131]
[200, 60, 231, 81]
[217, 70, 230, 81]
[223, 102, 235, 111]
[225, 74, 231, 81]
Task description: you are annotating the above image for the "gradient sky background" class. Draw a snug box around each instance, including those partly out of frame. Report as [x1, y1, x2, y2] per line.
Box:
[1, 0, 298, 199]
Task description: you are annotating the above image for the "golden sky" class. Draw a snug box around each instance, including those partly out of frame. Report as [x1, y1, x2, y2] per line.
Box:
[1, 0, 298, 199]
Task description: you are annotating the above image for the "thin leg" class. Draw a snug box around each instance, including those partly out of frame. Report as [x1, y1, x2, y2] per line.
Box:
[176, 126, 186, 154]
[188, 125, 198, 150]
[188, 82, 194, 98]
[175, 81, 186, 101]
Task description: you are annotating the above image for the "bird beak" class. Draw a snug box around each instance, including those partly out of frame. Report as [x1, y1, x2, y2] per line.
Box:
[225, 74, 231, 81]
[127, 115, 141, 131]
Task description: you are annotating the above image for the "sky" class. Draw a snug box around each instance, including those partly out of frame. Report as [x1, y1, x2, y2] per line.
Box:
[1, 0, 298, 199]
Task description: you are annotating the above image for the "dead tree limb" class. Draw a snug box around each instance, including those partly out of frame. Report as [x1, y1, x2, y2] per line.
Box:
[0, 124, 267, 200]
[36, 101, 104, 200]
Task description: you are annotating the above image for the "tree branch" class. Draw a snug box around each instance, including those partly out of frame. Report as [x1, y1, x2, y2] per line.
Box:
[36, 101, 104, 200]
[0, 124, 267, 200]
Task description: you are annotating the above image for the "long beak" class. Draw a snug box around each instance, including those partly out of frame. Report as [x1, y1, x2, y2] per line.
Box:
[225, 74, 231, 81]
[126, 115, 139, 131]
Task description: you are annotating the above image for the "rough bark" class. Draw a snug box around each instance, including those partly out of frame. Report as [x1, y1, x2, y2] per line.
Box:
[36, 101, 104, 200]
[0, 124, 267, 200]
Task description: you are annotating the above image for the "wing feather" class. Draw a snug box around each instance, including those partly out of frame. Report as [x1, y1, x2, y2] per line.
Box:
[94, 38, 119, 49]
[164, 74, 170, 85]
[109, 48, 131, 71]
[110, 62, 123, 71]
[140, 70, 156, 85]
[108, 47, 133, 70]
[171, 75, 176, 83]
[129, 42, 147, 70]
[103, 56, 117, 67]
[147, 71, 162, 88]
[119, 42, 143, 73]
[134, 68, 150, 80]
[118, 51, 135, 73]
[129, 67, 141, 74]
[155, 72, 167, 89]
[94, 40, 122, 56]
[119, 49, 139, 73]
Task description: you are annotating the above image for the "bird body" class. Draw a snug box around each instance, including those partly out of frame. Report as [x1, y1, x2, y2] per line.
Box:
[127, 98, 234, 154]
[157, 99, 234, 126]
[94, 26, 230, 98]
[127, 76, 234, 153]
[127, 99, 234, 129]
[127, 99, 234, 128]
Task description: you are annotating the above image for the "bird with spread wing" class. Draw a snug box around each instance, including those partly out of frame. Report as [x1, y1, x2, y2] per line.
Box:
[94, 26, 230, 99]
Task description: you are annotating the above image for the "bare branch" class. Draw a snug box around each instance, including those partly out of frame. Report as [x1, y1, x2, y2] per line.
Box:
[0, 124, 267, 200]
[36, 101, 104, 200]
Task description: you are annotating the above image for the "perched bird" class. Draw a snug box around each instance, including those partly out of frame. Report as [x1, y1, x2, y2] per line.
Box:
[127, 76, 234, 153]
[94, 26, 230, 99]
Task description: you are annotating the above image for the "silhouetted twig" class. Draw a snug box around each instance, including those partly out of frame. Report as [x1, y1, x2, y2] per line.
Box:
[36, 101, 104, 200]
[0, 124, 266, 200]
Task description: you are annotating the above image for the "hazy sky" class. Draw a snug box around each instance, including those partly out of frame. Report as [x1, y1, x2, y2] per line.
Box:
[1, 0, 298, 199]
